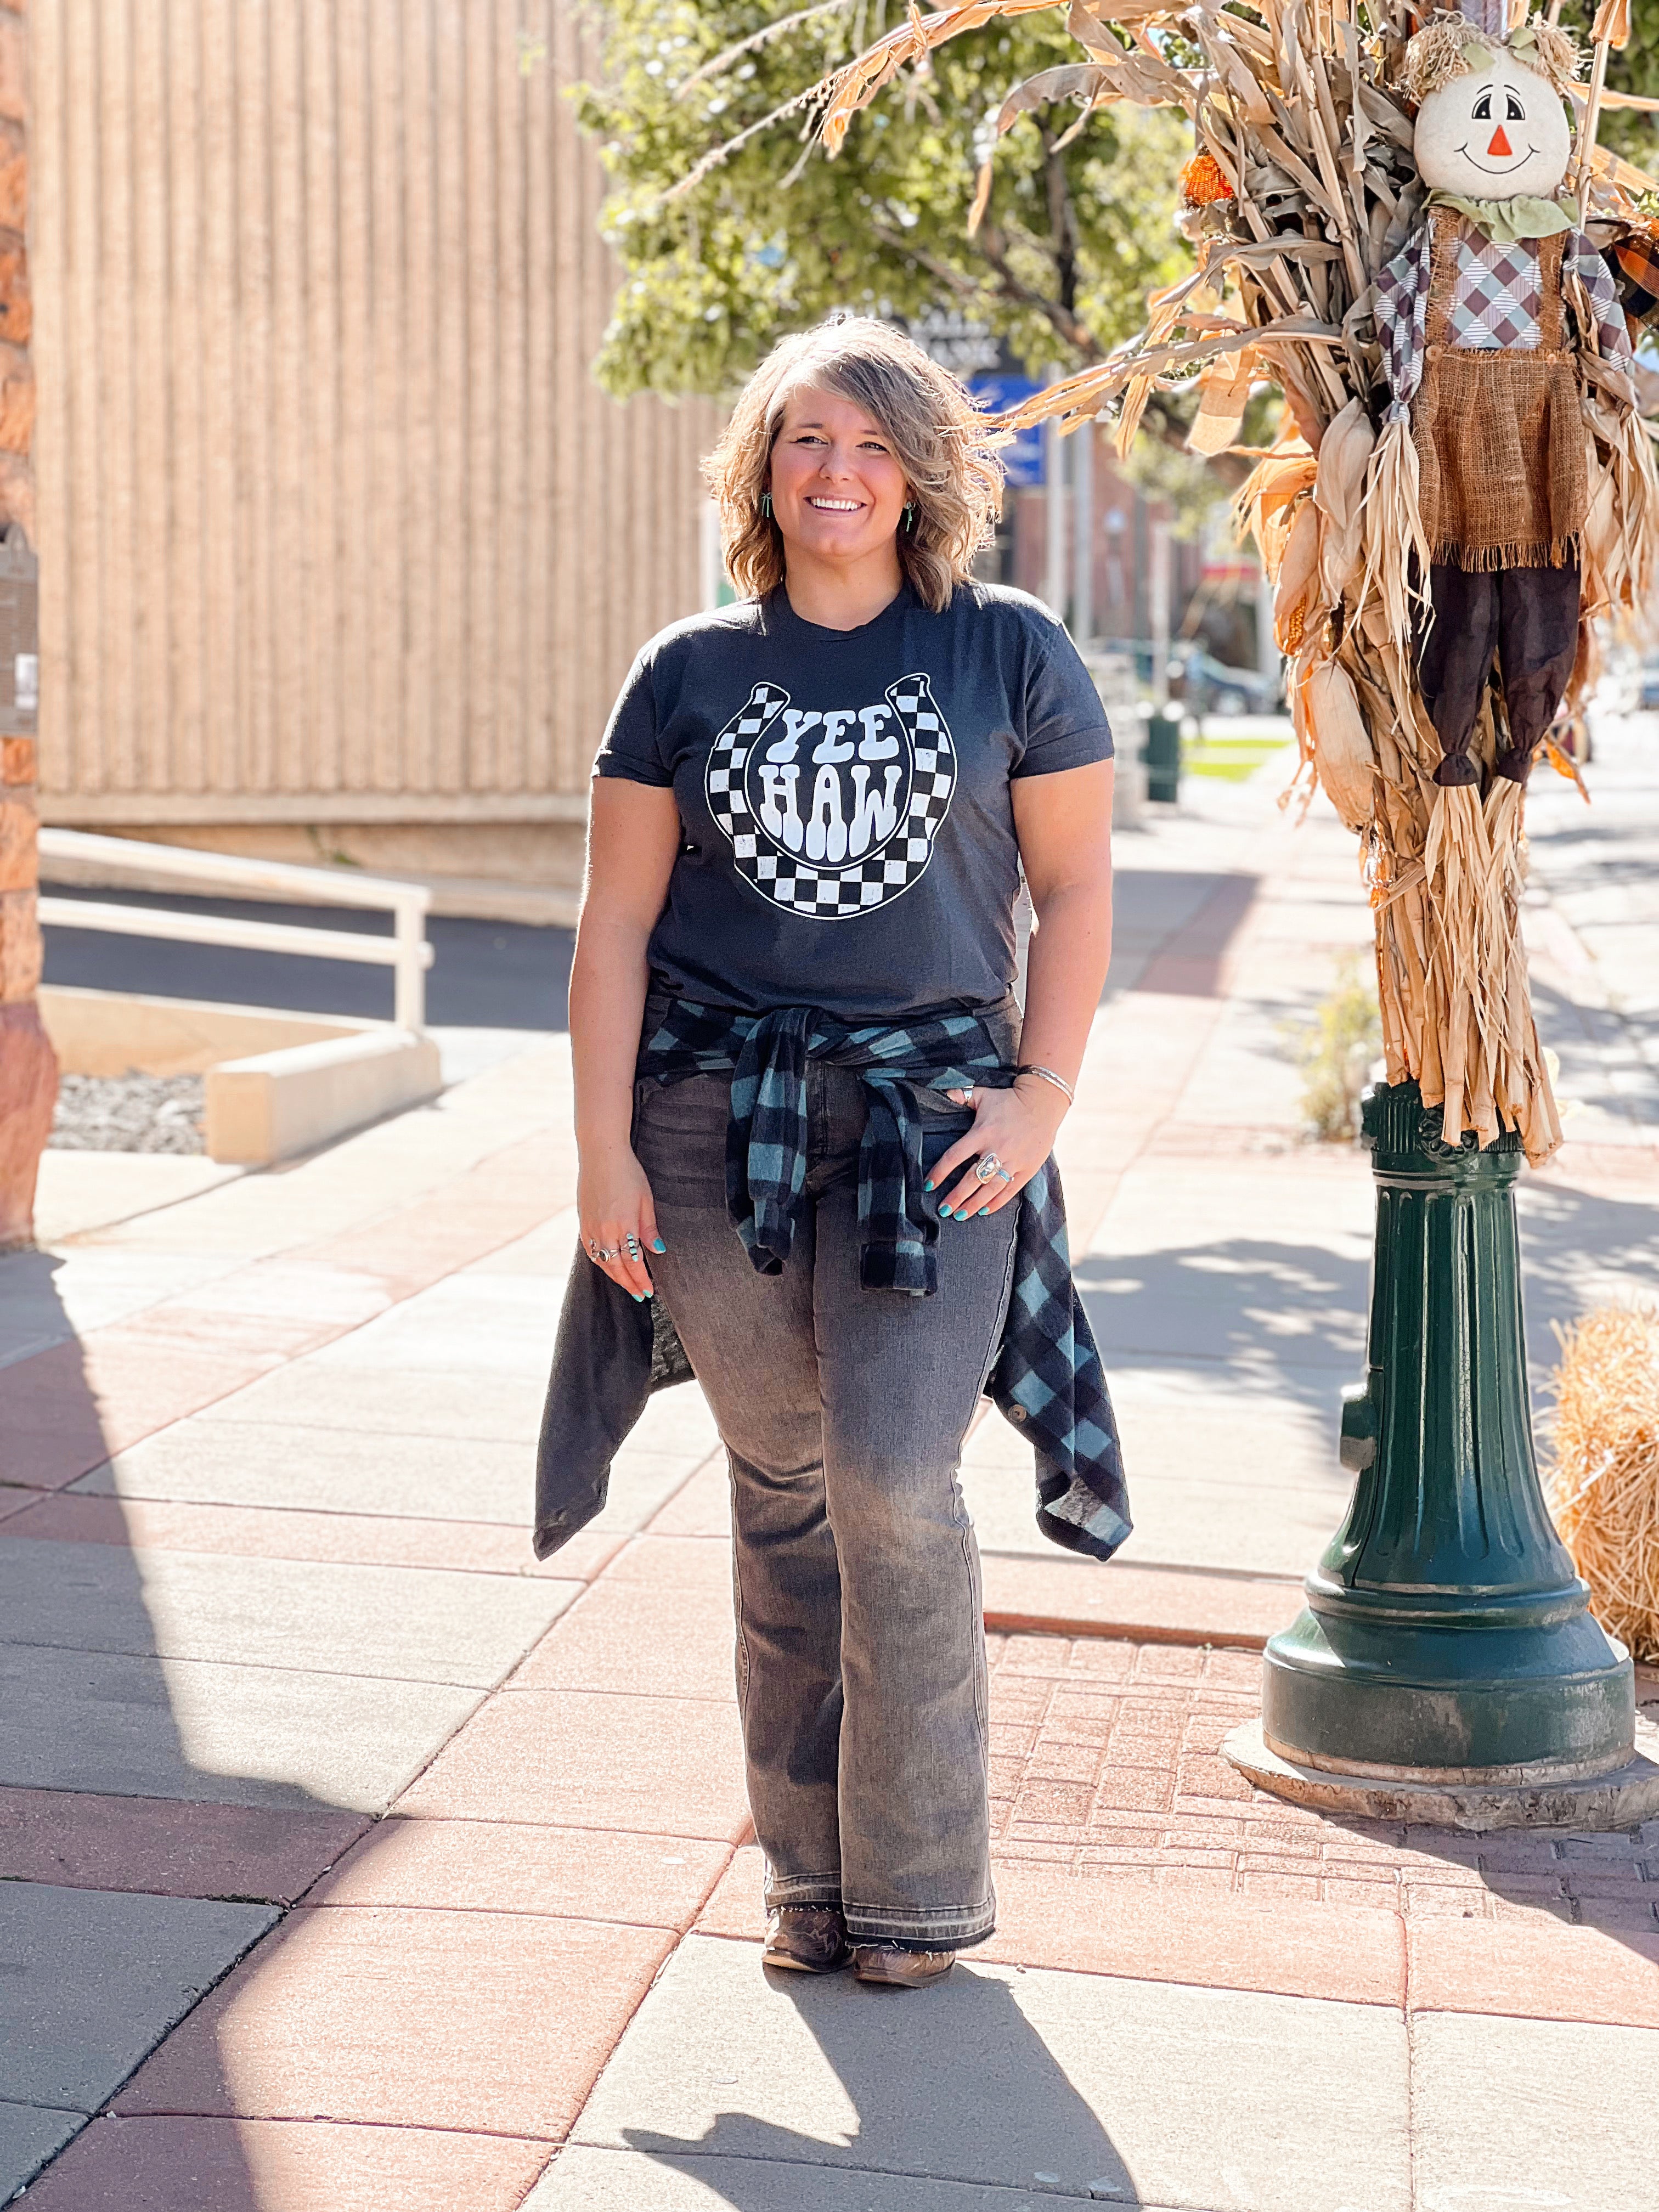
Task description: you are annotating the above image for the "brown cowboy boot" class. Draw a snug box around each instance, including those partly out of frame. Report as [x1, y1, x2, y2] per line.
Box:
[851, 1943, 956, 1988]
[762, 1904, 851, 1973]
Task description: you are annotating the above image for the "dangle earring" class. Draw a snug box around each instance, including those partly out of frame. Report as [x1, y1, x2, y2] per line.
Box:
[901, 503, 915, 532]
[759, 491, 772, 520]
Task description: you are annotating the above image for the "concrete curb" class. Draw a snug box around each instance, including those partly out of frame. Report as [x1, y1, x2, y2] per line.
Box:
[206, 1029, 442, 1165]
[981, 1555, 1304, 1651]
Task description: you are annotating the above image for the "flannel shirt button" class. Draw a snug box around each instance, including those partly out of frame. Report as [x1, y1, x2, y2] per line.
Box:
[1426, 342, 1442, 359]
[1008, 1406, 1028, 1424]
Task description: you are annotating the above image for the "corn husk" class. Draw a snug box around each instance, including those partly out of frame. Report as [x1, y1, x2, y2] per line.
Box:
[1359, 414, 1432, 658]
[1313, 399, 1376, 613]
[787, 0, 1659, 1166]
[1233, 441, 1318, 584]
[1299, 654, 1376, 834]
[1187, 347, 1257, 457]
[1273, 498, 1322, 655]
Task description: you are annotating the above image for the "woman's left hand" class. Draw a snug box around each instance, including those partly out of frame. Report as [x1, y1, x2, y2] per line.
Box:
[928, 1076, 1069, 1221]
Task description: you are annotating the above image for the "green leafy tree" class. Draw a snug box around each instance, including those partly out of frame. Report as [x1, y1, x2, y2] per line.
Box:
[574, 0, 1188, 399]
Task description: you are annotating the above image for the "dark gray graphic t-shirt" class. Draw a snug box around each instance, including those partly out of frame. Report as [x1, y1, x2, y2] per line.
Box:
[593, 580, 1114, 1020]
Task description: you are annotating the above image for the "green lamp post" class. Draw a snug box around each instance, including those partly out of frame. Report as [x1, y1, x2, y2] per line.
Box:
[1228, 1077, 1657, 1825]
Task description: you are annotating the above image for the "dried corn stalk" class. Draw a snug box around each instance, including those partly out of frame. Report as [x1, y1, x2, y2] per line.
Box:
[802, 0, 1659, 1166]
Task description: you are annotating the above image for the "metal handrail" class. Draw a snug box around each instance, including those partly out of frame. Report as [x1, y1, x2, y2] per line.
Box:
[36, 828, 433, 1031]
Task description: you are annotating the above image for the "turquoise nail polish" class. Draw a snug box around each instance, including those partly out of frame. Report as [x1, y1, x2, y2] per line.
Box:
[939, 1204, 953, 1218]
[652, 1238, 667, 1253]
[923, 1180, 934, 1192]
[633, 1291, 645, 1302]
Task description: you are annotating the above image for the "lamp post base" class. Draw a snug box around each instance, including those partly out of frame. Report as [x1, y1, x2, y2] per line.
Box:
[1224, 1714, 1659, 1833]
[1235, 1078, 1635, 1808]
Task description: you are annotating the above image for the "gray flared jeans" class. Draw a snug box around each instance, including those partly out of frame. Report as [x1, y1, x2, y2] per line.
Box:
[634, 1052, 1018, 1952]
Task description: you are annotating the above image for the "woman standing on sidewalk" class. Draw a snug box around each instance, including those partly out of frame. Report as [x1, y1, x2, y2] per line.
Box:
[551, 318, 1124, 1987]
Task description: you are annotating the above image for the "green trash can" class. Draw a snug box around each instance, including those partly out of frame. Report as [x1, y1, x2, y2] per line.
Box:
[1142, 709, 1182, 804]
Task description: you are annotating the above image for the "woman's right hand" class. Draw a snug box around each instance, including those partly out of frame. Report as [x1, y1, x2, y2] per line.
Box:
[578, 1144, 662, 1302]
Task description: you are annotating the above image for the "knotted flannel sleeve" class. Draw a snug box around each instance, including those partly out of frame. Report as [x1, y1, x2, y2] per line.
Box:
[1376, 224, 1432, 421]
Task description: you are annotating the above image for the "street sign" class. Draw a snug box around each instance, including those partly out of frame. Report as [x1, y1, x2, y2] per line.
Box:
[969, 373, 1045, 487]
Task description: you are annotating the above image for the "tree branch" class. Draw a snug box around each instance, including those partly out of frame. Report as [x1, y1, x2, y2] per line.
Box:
[973, 221, 1102, 362]
[1041, 128, 1082, 319]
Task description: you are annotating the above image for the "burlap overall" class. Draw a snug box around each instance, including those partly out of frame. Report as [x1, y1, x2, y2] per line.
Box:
[1413, 210, 1586, 573]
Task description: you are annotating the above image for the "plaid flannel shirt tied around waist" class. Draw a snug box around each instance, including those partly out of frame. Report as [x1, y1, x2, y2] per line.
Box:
[531, 997, 1130, 1566]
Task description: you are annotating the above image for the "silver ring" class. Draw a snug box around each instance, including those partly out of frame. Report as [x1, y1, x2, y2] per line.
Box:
[624, 1233, 641, 1260]
[590, 1241, 619, 1263]
[995, 1167, 1013, 1183]
[974, 1153, 1002, 1183]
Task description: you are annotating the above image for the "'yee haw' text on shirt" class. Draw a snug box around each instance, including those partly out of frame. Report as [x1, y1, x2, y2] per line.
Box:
[594, 580, 1114, 1022]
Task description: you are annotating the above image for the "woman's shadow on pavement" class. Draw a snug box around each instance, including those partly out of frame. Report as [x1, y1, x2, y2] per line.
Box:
[0, 1243, 370, 2209]
[620, 1953, 1141, 2207]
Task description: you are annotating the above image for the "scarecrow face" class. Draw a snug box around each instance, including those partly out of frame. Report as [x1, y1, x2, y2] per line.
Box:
[1414, 50, 1571, 200]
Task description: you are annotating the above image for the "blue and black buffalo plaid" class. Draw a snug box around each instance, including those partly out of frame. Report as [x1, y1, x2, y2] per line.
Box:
[533, 1000, 1130, 1566]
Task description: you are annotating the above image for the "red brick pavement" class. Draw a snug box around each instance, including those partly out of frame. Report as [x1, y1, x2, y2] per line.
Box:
[986, 1633, 1659, 1933]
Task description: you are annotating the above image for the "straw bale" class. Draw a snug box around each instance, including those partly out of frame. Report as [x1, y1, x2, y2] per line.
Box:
[1548, 1307, 1659, 1662]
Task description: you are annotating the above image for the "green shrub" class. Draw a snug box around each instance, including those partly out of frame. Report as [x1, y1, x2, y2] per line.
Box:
[1286, 956, 1382, 1142]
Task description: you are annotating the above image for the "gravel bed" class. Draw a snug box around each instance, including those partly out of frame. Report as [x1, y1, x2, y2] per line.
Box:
[49, 1073, 207, 1155]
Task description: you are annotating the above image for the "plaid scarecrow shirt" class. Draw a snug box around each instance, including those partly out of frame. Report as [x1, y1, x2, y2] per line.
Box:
[1376, 213, 1632, 422]
[533, 998, 1131, 1566]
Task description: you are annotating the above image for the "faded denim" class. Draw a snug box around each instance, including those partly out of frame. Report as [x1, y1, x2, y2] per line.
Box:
[634, 1047, 1019, 1952]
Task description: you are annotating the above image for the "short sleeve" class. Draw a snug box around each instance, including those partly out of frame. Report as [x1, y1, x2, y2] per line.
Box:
[1012, 623, 1115, 778]
[592, 650, 673, 788]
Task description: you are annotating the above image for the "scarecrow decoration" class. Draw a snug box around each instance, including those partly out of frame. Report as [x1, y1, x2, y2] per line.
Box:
[804, 0, 1659, 1165]
[1383, 11, 1631, 792]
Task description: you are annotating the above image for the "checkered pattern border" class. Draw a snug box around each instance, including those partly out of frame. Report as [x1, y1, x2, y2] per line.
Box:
[704, 675, 957, 922]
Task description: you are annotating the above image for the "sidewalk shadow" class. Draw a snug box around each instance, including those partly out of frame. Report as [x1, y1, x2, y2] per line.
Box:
[622, 1964, 1138, 2207]
[1075, 1234, 1370, 1418]
[0, 1245, 370, 2209]
[1529, 972, 1659, 1128]
[1077, 1178, 1659, 1426]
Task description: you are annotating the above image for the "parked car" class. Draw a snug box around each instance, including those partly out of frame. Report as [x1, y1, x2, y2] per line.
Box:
[1176, 646, 1284, 716]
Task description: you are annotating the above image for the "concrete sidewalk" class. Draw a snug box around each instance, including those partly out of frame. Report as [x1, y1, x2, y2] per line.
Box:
[2, 724, 1657, 2210]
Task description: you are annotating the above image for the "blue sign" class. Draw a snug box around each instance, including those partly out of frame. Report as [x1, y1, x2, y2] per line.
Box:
[969, 373, 1045, 488]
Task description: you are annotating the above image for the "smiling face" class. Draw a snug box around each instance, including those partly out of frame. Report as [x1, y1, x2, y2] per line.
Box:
[766, 386, 911, 574]
[1414, 50, 1571, 199]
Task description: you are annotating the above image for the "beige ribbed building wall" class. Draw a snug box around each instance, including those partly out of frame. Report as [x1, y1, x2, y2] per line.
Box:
[31, 1, 719, 882]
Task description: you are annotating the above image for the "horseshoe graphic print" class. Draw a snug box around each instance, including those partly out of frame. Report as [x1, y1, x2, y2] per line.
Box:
[703, 674, 957, 919]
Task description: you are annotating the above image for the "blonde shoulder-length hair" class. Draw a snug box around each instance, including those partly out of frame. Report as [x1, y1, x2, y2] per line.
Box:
[703, 319, 1005, 616]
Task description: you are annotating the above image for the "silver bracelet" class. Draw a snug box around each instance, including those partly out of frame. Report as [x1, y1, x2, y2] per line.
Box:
[1015, 1063, 1075, 1106]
